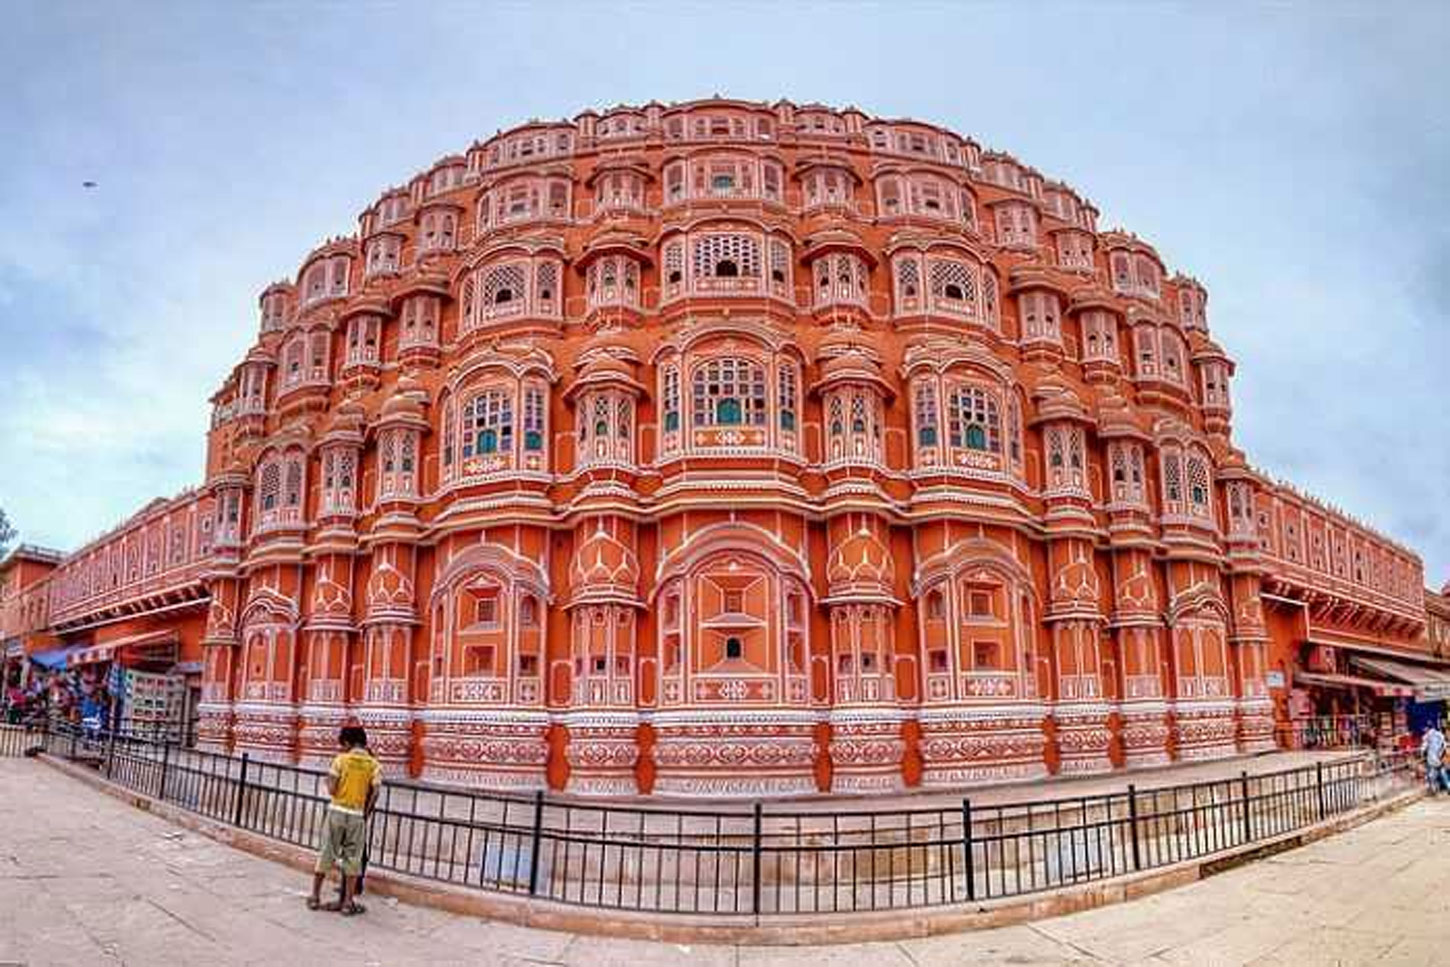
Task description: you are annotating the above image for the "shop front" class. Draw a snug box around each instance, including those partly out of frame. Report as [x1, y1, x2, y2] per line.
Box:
[1285, 639, 1450, 754]
[1348, 654, 1450, 738]
[68, 630, 190, 743]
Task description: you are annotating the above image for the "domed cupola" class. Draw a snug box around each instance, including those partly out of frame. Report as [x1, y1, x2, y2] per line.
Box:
[568, 519, 642, 606]
[825, 520, 894, 602]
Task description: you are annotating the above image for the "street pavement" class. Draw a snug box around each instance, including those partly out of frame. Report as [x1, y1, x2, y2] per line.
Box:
[0, 758, 1445, 967]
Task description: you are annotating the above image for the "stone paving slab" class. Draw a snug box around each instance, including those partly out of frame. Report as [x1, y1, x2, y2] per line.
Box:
[0, 758, 1444, 967]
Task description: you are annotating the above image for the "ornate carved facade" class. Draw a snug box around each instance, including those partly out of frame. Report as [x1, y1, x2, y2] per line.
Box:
[30, 99, 1431, 797]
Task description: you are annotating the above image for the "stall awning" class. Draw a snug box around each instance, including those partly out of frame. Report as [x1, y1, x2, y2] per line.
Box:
[28, 646, 80, 670]
[69, 630, 179, 668]
[1294, 671, 1414, 698]
[1350, 656, 1450, 702]
[1309, 636, 1433, 662]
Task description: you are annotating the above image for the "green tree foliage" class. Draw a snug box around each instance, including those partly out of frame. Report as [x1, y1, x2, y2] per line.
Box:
[0, 507, 16, 556]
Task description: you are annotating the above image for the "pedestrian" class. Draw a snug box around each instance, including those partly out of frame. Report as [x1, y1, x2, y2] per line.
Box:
[1420, 721, 1447, 795]
[307, 724, 381, 915]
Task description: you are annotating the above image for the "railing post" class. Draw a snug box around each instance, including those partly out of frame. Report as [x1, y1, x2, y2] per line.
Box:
[526, 789, 545, 896]
[233, 753, 250, 827]
[1316, 761, 1327, 821]
[69, 726, 78, 760]
[105, 728, 117, 779]
[961, 798, 976, 902]
[1128, 784, 1142, 871]
[751, 801, 764, 916]
[1239, 771, 1252, 844]
[158, 740, 171, 801]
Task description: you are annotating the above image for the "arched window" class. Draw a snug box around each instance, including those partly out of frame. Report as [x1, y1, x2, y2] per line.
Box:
[769, 240, 791, 290]
[283, 456, 303, 508]
[1111, 253, 1133, 292]
[258, 462, 280, 512]
[947, 386, 1001, 453]
[592, 396, 610, 439]
[691, 358, 767, 427]
[914, 381, 939, 446]
[536, 262, 559, 310]
[365, 235, 399, 277]
[1162, 332, 1186, 384]
[663, 242, 685, 291]
[895, 255, 922, 311]
[523, 384, 546, 452]
[1163, 450, 1184, 504]
[1187, 455, 1211, 516]
[1021, 291, 1061, 342]
[878, 176, 903, 214]
[661, 365, 681, 433]
[776, 362, 797, 431]
[462, 389, 514, 457]
[1135, 328, 1159, 378]
[483, 262, 525, 309]
[928, 258, 977, 315]
[693, 234, 760, 279]
[302, 263, 327, 305]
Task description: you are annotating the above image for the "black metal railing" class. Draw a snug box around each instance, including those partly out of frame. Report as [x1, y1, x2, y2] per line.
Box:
[0, 723, 43, 757]
[30, 725, 1416, 919]
[1275, 714, 1376, 751]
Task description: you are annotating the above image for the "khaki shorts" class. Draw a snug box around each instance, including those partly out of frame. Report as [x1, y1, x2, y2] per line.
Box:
[316, 808, 367, 876]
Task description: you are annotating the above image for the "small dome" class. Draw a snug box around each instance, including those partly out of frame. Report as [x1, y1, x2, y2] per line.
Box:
[381, 375, 426, 418]
[571, 524, 641, 592]
[367, 561, 413, 609]
[827, 524, 893, 596]
[312, 576, 352, 616]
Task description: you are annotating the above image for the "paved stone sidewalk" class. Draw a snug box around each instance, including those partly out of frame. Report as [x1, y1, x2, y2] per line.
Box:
[0, 758, 1445, 966]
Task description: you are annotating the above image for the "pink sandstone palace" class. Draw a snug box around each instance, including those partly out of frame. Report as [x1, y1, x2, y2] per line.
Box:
[4, 98, 1439, 798]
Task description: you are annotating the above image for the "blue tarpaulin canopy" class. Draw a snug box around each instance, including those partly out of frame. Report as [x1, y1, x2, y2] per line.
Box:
[27, 647, 79, 670]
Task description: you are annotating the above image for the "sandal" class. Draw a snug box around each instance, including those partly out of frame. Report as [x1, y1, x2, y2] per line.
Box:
[306, 897, 322, 911]
[340, 902, 366, 917]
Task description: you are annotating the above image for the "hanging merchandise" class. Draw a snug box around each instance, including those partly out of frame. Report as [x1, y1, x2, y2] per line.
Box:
[120, 669, 186, 742]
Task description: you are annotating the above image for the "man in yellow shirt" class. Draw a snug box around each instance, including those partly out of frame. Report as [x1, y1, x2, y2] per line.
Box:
[307, 725, 382, 915]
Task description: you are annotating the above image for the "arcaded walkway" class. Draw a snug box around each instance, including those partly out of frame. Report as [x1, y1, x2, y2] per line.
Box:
[0, 758, 1444, 966]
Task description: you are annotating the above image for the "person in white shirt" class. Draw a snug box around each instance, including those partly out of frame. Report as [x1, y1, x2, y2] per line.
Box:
[1421, 722, 1447, 795]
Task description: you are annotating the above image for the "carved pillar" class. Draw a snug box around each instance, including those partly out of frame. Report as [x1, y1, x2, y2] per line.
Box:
[1230, 573, 1275, 753]
[1164, 570, 1239, 762]
[299, 408, 364, 768]
[824, 515, 905, 793]
[359, 553, 416, 776]
[198, 576, 240, 752]
[357, 383, 428, 776]
[561, 517, 643, 795]
[1109, 551, 1172, 768]
[1038, 407, 1113, 775]
[197, 468, 247, 753]
[1224, 472, 1274, 752]
[298, 557, 354, 769]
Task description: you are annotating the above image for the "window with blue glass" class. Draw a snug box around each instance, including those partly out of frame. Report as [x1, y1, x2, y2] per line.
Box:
[692, 358, 767, 428]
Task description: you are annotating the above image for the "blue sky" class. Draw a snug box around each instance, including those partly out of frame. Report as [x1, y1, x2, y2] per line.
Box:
[1, 2, 1446, 583]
